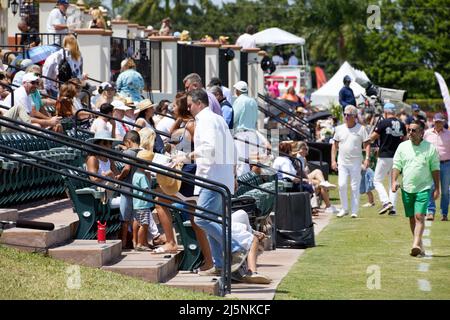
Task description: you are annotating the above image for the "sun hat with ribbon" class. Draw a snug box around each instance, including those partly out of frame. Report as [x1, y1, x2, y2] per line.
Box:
[134, 99, 157, 114]
[156, 162, 183, 196]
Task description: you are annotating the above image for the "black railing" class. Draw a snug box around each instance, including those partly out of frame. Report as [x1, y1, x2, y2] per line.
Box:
[177, 43, 205, 92]
[0, 115, 233, 295]
[15, 33, 73, 47]
[218, 48, 229, 87]
[110, 37, 162, 96]
[0, 45, 29, 61]
[240, 51, 248, 83]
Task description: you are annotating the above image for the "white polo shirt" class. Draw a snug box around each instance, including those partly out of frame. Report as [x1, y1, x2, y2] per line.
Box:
[46, 8, 67, 34]
[333, 123, 369, 165]
[3, 86, 34, 114]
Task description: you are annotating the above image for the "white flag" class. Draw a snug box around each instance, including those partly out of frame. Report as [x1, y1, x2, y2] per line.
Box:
[434, 72, 450, 126]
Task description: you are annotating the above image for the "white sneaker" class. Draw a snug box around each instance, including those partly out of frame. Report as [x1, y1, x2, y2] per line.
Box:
[351, 213, 358, 218]
[325, 205, 339, 214]
[362, 202, 375, 208]
[337, 209, 349, 217]
[319, 181, 337, 189]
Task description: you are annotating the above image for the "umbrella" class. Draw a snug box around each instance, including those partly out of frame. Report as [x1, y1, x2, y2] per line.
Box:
[16, 45, 61, 64]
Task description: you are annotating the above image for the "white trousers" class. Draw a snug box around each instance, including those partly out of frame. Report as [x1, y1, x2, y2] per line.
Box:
[373, 157, 397, 209]
[338, 161, 362, 214]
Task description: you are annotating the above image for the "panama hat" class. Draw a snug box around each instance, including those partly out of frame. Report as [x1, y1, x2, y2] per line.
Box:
[156, 162, 183, 196]
[86, 130, 121, 145]
[136, 149, 154, 162]
[134, 99, 157, 114]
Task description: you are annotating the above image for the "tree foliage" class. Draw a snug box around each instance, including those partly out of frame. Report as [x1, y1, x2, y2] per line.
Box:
[118, 0, 449, 99]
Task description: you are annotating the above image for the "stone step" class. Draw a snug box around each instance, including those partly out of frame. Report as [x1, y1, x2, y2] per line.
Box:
[0, 224, 72, 252]
[165, 271, 220, 296]
[102, 250, 181, 283]
[0, 200, 78, 252]
[48, 240, 122, 268]
[0, 208, 19, 222]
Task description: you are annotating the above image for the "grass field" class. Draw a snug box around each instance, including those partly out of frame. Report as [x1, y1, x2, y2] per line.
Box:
[276, 174, 450, 300]
[0, 245, 218, 300]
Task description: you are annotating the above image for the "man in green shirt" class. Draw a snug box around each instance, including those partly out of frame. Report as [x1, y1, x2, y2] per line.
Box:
[392, 120, 440, 257]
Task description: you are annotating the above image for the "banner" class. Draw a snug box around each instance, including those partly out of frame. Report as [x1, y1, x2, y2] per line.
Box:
[434, 72, 450, 126]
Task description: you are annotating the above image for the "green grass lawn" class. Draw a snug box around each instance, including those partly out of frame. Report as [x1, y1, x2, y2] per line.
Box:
[0, 245, 219, 300]
[276, 174, 450, 300]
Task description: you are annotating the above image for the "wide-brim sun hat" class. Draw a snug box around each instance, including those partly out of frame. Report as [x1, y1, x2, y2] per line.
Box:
[111, 100, 131, 111]
[86, 130, 121, 145]
[136, 149, 154, 162]
[134, 99, 158, 114]
[156, 162, 183, 196]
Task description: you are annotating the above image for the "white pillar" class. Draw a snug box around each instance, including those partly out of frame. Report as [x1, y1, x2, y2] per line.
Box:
[195, 42, 220, 86]
[38, 0, 56, 34]
[242, 48, 260, 99]
[127, 23, 138, 39]
[137, 26, 145, 39]
[257, 50, 267, 130]
[222, 45, 241, 93]
[74, 29, 111, 82]
[111, 19, 128, 38]
[150, 36, 179, 98]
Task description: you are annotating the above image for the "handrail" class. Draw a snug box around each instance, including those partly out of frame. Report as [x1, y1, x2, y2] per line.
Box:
[73, 108, 170, 139]
[258, 104, 309, 140]
[154, 111, 176, 120]
[0, 115, 233, 295]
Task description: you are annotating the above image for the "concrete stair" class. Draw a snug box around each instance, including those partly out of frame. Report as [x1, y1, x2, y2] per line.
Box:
[102, 250, 181, 283]
[0, 200, 78, 252]
[165, 271, 220, 296]
[48, 240, 122, 268]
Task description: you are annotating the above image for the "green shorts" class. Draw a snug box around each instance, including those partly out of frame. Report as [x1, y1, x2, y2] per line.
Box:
[401, 189, 431, 218]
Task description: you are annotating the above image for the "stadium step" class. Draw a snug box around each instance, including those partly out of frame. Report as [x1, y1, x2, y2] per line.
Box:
[0, 199, 78, 252]
[102, 250, 181, 283]
[165, 272, 220, 296]
[48, 240, 122, 268]
[0, 208, 19, 222]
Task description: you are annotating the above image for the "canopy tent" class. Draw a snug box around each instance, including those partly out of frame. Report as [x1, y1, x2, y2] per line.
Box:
[252, 27, 306, 46]
[310, 61, 370, 108]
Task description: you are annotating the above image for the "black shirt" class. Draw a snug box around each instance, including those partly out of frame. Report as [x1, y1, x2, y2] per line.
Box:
[19, 27, 41, 47]
[374, 117, 406, 158]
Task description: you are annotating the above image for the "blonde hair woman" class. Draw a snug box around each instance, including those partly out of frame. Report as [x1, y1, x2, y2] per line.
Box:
[57, 34, 84, 81]
[89, 8, 106, 29]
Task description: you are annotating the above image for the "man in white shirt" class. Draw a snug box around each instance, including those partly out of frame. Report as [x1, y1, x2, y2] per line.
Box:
[1, 73, 61, 131]
[331, 105, 371, 218]
[46, 0, 69, 45]
[235, 25, 257, 49]
[175, 88, 247, 276]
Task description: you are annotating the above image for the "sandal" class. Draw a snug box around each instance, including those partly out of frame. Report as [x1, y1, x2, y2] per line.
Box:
[151, 246, 178, 255]
[152, 234, 166, 246]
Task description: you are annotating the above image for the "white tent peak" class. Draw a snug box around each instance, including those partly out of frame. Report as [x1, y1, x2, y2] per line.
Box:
[310, 61, 370, 108]
[252, 27, 306, 46]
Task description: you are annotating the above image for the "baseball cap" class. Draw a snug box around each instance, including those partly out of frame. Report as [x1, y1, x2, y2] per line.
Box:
[411, 103, 420, 111]
[22, 72, 39, 83]
[111, 100, 131, 111]
[233, 81, 248, 93]
[383, 102, 395, 112]
[433, 113, 445, 122]
[57, 0, 69, 5]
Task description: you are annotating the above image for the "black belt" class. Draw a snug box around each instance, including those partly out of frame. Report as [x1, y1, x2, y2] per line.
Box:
[441, 159, 450, 164]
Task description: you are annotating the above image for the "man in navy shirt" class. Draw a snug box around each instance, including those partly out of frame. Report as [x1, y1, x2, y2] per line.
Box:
[339, 75, 356, 113]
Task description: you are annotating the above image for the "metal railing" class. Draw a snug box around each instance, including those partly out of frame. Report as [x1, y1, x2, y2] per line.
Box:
[177, 43, 205, 92]
[0, 45, 29, 61]
[0, 114, 233, 295]
[15, 33, 74, 47]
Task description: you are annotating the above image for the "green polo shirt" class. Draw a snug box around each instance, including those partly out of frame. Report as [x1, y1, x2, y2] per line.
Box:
[392, 139, 440, 193]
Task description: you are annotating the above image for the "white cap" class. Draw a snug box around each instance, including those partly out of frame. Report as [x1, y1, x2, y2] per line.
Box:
[20, 59, 33, 69]
[233, 81, 248, 93]
[22, 73, 39, 83]
[111, 100, 131, 111]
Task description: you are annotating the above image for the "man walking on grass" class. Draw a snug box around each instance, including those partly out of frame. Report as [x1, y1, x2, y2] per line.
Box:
[392, 120, 440, 257]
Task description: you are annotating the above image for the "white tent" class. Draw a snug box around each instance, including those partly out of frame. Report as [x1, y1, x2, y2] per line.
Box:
[310, 61, 370, 108]
[252, 27, 306, 46]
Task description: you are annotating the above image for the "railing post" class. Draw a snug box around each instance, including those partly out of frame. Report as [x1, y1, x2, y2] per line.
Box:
[195, 42, 221, 87]
[257, 50, 267, 129]
[127, 23, 139, 39]
[111, 19, 129, 38]
[149, 36, 179, 100]
[74, 29, 111, 82]
[242, 48, 261, 99]
[221, 45, 241, 95]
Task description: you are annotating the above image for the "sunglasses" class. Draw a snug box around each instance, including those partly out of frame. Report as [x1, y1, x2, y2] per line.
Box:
[408, 128, 418, 133]
[344, 113, 355, 117]
[30, 81, 39, 85]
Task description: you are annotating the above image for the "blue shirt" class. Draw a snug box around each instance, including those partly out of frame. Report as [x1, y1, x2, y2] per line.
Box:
[220, 98, 233, 129]
[132, 171, 153, 210]
[232, 93, 258, 131]
[339, 85, 356, 110]
[116, 69, 144, 102]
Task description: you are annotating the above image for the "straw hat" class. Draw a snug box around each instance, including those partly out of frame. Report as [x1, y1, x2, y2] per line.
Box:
[134, 99, 157, 114]
[156, 162, 183, 196]
[136, 149, 154, 162]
